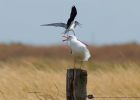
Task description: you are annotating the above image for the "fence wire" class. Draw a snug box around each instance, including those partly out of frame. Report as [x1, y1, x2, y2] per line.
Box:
[87, 95, 140, 99]
[92, 96, 140, 99]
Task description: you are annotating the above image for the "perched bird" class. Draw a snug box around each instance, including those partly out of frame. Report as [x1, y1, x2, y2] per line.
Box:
[63, 35, 91, 68]
[40, 6, 81, 35]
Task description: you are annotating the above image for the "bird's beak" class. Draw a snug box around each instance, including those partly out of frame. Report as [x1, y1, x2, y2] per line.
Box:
[62, 36, 69, 42]
[76, 21, 82, 28]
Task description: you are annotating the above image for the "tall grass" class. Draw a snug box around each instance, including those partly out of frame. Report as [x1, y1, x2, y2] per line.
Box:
[0, 43, 139, 99]
[0, 58, 139, 100]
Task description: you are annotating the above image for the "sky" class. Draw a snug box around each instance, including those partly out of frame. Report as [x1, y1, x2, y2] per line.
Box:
[0, 0, 140, 46]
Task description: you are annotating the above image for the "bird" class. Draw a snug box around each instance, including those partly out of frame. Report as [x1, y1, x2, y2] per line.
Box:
[63, 35, 91, 68]
[40, 6, 81, 35]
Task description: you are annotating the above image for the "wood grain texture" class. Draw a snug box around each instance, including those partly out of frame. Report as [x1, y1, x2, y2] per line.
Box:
[66, 69, 87, 100]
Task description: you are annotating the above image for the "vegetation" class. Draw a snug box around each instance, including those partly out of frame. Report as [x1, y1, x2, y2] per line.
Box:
[0, 43, 139, 100]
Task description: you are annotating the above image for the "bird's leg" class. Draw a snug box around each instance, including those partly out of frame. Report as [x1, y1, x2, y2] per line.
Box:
[80, 61, 83, 69]
[66, 31, 69, 36]
[74, 57, 76, 69]
[72, 30, 76, 36]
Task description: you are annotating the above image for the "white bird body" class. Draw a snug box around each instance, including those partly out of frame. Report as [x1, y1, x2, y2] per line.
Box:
[63, 21, 80, 35]
[69, 21, 75, 31]
[68, 36, 91, 61]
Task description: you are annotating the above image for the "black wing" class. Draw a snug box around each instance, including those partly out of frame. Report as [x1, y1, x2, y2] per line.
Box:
[66, 6, 77, 28]
[78, 39, 89, 47]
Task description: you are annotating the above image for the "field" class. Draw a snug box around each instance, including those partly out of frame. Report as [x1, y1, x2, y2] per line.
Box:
[0, 44, 140, 100]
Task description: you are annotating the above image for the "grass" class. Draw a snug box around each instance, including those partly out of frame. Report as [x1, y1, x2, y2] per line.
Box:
[0, 43, 139, 100]
[0, 58, 140, 100]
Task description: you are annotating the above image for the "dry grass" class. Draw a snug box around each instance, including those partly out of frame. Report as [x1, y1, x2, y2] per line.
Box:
[0, 44, 140, 100]
[0, 58, 139, 100]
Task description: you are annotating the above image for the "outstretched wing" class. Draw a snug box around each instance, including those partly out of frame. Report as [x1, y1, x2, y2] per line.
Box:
[70, 6, 77, 21]
[40, 23, 67, 28]
[66, 6, 77, 28]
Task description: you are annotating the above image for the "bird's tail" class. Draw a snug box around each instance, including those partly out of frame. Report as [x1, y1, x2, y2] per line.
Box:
[83, 49, 91, 61]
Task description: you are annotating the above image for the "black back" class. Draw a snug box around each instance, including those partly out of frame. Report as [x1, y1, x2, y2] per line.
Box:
[66, 6, 77, 29]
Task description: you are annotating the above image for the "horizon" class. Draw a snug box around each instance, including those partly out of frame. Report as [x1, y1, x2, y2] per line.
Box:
[0, 41, 139, 47]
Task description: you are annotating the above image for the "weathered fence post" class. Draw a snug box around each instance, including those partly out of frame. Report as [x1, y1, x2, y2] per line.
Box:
[66, 68, 87, 100]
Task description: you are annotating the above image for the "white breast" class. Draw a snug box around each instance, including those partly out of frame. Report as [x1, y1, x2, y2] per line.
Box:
[69, 39, 91, 61]
[69, 21, 75, 30]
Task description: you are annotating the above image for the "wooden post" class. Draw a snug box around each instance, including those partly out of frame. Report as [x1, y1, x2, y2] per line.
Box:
[66, 69, 87, 100]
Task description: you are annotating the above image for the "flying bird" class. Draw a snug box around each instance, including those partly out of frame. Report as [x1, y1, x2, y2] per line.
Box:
[40, 6, 81, 35]
[63, 35, 91, 68]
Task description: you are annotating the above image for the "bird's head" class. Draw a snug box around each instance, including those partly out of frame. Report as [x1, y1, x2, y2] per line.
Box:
[62, 35, 77, 42]
[75, 21, 82, 27]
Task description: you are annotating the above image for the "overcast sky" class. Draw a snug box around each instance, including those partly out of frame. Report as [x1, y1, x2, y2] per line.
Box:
[0, 0, 140, 46]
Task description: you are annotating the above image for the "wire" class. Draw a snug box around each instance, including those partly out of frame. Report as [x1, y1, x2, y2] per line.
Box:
[94, 96, 140, 99]
[87, 95, 140, 99]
